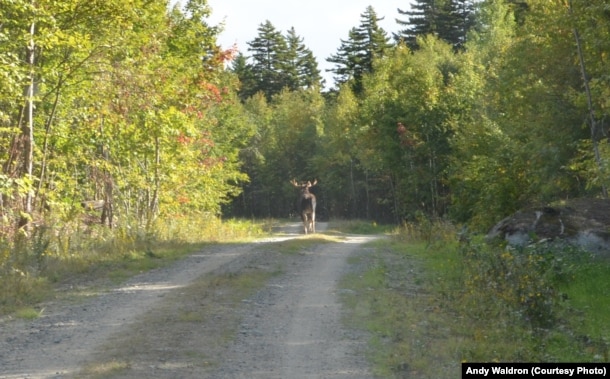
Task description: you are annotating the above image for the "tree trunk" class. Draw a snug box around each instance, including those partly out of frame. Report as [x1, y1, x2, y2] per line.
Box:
[20, 15, 36, 228]
[37, 84, 61, 209]
[147, 136, 160, 229]
[569, 1, 608, 198]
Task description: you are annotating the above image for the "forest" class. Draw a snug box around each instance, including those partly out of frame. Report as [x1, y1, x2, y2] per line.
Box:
[1, 0, 610, 270]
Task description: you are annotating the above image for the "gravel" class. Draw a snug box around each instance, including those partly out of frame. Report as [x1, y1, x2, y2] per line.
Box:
[0, 222, 378, 379]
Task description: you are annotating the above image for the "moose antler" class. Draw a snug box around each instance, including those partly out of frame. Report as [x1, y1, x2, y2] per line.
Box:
[293, 179, 317, 188]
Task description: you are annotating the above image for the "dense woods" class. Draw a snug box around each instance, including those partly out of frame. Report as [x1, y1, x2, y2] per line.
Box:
[1, 0, 610, 271]
[231, 0, 610, 227]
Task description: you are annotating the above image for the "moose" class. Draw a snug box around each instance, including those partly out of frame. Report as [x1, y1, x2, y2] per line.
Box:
[291, 179, 317, 234]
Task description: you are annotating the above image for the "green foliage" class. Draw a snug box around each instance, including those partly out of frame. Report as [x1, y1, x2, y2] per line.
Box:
[395, 213, 457, 246]
[460, 242, 573, 328]
[395, 0, 476, 51]
[341, 226, 610, 378]
[15, 307, 44, 320]
[0, 214, 266, 315]
[234, 21, 322, 101]
[4, 0, 610, 323]
[562, 261, 610, 354]
[228, 0, 610, 228]
[312, 86, 371, 219]
[231, 88, 324, 218]
[455, 239, 609, 361]
[327, 6, 393, 94]
[0, 0, 252, 258]
[358, 36, 456, 219]
[447, 0, 592, 229]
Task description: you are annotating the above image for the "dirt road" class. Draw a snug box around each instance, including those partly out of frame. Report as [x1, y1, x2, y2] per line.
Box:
[0, 222, 378, 378]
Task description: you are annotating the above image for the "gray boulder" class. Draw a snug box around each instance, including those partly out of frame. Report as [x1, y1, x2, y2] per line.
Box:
[487, 198, 610, 254]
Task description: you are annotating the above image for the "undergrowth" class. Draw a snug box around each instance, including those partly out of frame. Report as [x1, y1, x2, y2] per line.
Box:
[340, 219, 610, 378]
[0, 214, 268, 315]
[327, 219, 394, 235]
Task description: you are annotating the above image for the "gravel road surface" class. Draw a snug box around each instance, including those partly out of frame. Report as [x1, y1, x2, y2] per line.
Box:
[0, 222, 377, 378]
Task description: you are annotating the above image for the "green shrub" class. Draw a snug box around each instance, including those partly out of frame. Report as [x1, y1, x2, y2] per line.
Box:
[0, 214, 267, 315]
[458, 241, 587, 329]
[340, 224, 610, 378]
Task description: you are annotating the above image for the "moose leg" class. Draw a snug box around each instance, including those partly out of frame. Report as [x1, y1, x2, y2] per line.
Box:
[301, 213, 308, 234]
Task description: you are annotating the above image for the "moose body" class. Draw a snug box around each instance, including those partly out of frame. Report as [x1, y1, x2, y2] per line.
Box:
[291, 179, 317, 234]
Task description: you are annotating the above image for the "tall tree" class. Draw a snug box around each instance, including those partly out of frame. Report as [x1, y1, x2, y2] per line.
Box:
[0, 0, 250, 232]
[246, 20, 289, 100]
[565, 0, 610, 198]
[234, 23, 321, 100]
[446, 0, 477, 50]
[327, 6, 392, 94]
[228, 88, 325, 218]
[231, 52, 257, 101]
[448, 0, 596, 228]
[395, 0, 476, 51]
[314, 85, 369, 219]
[395, 0, 442, 49]
[284, 27, 323, 90]
[359, 36, 456, 220]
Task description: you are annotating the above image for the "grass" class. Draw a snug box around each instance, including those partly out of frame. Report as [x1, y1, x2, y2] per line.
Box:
[560, 262, 610, 360]
[339, 220, 610, 378]
[0, 215, 269, 316]
[78, 257, 280, 377]
[81, 360, 131, 378]
[14, 306, 44, 320]
[257, 233, 343, 255]
[327, 219, 395, 235]
[340, 239, 461, 378]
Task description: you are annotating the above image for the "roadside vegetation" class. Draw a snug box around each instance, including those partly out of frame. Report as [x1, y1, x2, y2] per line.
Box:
[339, 220, 610, 378]
[79, 228, 346, 377]
[2, 0, 610, 374]
[81, 262, 276, 378]
[0, 215, 268, 317]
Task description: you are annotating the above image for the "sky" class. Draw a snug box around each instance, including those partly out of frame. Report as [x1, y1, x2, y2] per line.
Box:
[201, 0, 411, 87]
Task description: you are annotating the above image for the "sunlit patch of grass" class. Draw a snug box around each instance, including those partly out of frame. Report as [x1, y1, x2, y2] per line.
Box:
[327, 219, 394, 235]
[81, 360, 131, 378]
[340, 225, 610, 378]
[154, 216, 267, 244]
[14, 306, 43, 320]
[0, 272, 52, 315]
[86, 267, 277, 376]
[0, 215, 269, 316]
[259, 235, 339, 255]
[340, 238, 461, 378]
[299, 233, 346, 242]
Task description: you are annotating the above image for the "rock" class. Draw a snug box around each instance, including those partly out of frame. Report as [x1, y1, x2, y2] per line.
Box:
[487, 198, 610, 254]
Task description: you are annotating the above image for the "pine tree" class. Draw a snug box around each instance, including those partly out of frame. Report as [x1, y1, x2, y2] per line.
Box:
[247, 20, 288, 100]
[327, 28, 360, 87]
[445, 0, 476, 50]
[234, 22, 322, 100]
[395, 0, 475, 51]
[298, 49, 324, 89]
[327, 6, 392, 94]
[231, 53, 257, 100]
[284, 27, 323, 90]
[395, 0, 440, 49]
